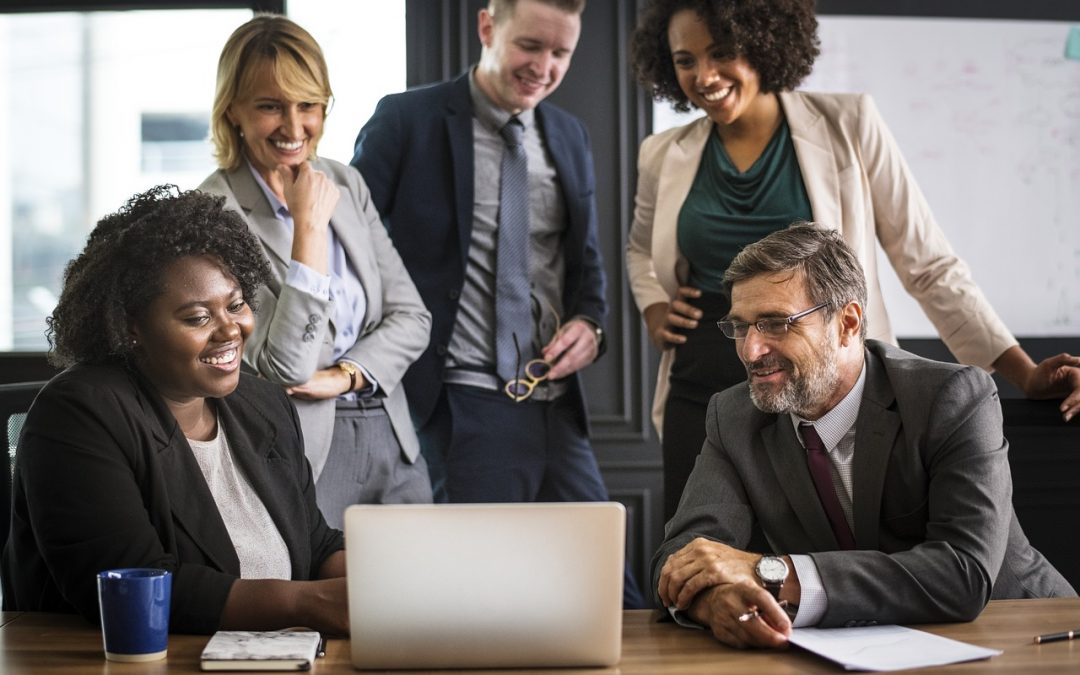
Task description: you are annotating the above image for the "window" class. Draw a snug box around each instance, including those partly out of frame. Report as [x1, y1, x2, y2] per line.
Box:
[0, 2, 407, 351]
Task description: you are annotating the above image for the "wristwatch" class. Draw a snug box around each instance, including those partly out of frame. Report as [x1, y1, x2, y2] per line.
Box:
[754, 555, 789, 601]
[337, 361, 358, 393]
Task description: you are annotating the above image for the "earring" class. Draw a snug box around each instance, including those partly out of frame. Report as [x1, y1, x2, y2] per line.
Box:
[236, 126, 244, 139]
[130, 338, 138, 347]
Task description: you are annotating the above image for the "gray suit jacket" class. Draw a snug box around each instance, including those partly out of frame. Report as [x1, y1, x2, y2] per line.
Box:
[199, 158, 431, 479]
[653, 340, 1074, 626]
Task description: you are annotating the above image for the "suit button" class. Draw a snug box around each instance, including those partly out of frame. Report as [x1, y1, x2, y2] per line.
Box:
[448, 289, 460, 300]
[302, 333, 315, 343]
[309, 314, 321, 323]
[435, 344, 448, 356]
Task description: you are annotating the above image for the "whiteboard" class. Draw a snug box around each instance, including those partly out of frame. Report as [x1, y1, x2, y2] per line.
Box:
[653, 16, 1080, 337]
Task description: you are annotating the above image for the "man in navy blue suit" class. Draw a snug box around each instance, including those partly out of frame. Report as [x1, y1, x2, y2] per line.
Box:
[352, 1, 646, 606]
[351, 0, 612, 508]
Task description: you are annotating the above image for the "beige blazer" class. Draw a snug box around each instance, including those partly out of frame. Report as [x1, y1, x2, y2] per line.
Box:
[200, 158, 431, 479]
[626, 91, 1016, 434]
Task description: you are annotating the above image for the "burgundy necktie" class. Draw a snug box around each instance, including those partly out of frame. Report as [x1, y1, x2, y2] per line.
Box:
[799, 423, 856, 550]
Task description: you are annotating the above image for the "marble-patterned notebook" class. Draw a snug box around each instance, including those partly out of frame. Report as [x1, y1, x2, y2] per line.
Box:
[200, 630, 321, 671]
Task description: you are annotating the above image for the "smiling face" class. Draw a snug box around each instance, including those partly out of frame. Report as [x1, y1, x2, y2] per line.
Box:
[667, 8, 764, 127]
[130, 255, 254, 413]
[729, 271, 848, 419]
[226, 59, 325, 183]
[474, 0, 581, 114]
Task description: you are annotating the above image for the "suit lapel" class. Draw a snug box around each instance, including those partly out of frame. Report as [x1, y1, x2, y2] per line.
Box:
[317, 159, 374, 330]
[217, 391, 306, 580]
[762, 417, 840, 551]
[655, 118, 711, 292]
[445, 76, 476, 267]
[780, 92, 842, 232]
[225, 165, 294, 271]
[141, 383, 240, 574]
[852, 348, 901, 551]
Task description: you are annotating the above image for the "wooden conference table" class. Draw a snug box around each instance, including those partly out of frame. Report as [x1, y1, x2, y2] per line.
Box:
[2, 599, 1079, 673]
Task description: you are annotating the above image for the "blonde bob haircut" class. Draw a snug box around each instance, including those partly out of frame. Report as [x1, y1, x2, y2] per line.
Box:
[211, 14, 333, 170]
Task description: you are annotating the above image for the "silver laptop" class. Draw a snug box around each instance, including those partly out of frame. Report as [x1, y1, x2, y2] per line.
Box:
[344, 502, 625, 670]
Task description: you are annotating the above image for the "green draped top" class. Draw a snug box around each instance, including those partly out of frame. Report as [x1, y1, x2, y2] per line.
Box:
[676, 119, 813, 294]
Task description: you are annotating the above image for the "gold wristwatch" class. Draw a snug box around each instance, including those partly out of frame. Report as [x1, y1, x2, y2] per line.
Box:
[337, 361, 358, 393]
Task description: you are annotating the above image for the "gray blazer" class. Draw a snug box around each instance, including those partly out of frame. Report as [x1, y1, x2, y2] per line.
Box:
[653, 340, 1074, 626]
[199, 158, 431, 479]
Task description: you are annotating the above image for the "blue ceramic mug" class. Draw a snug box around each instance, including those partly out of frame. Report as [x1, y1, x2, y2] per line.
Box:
[96, 568, 172, 662]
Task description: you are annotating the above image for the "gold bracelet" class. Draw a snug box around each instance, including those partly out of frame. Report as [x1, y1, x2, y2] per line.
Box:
[337, 361, 358, 393]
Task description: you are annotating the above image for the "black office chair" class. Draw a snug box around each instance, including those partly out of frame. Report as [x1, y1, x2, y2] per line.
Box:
[0, 381, 47, 551]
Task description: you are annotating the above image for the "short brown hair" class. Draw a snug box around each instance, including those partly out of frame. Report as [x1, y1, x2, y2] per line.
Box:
[724, 223, 868, 339]
[211, 14, 333, 170]
[630, 0, 819, 112]
[489, 0, 586, 22]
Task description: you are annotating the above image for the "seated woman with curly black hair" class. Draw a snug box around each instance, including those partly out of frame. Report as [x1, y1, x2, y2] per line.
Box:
[0, 185, 347, 635]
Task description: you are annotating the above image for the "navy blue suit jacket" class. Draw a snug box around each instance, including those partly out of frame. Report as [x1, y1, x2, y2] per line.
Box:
[351, 73, 607, 428]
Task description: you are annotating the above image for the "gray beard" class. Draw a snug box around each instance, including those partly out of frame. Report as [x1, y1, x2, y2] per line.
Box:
[747, 338, 840, 417]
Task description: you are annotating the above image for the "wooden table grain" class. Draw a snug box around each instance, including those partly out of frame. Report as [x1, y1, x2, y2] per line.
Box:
[2, 600, 1079, 673]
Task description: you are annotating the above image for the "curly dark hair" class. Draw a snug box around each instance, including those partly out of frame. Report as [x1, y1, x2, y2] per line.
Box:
[46, 185, 271, 368]
[630, 0, 819, 112]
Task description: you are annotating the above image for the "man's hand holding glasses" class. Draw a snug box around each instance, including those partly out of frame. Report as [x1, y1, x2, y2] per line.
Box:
[541, 318, 602, 380]
[504, 316, 602, 402]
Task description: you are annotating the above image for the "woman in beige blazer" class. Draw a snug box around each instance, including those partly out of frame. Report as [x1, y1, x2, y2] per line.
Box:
[627, 0, 1080, 520]
[200, 16, 433, 528]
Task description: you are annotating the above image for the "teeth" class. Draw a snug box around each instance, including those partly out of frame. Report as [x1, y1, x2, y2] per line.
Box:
[703, 86, 732, 102]
[200, 349, 237, 366]
[273, 139, 303, 151]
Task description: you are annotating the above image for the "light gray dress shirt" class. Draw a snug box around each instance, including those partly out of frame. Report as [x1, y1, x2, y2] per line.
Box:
[248, 163, 377, 395]
[445, 71, 567, 376]
[788, 361, 867, 626]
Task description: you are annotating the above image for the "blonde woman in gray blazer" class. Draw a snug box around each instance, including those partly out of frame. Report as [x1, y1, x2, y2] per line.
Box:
[627, 0, 1080, 520]
[200, 16, 433, 527]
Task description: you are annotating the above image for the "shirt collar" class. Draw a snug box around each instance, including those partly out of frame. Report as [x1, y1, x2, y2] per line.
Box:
[468, 67, 535, 135]
[245, 158, 289, 221]
[790, 358, 867, 451]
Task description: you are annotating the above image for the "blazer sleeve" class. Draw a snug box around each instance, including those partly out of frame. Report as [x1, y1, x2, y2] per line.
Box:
[812, 366, 1008, 625]
[649, 391, 757, 605]
[15, 376, 237, 632]
[351, 94, 403, 222]
[565, 117, 607, 329]
[199, 171, 332, 387]
[337, 166, 431, 393]
[856, 95, 1016, 369]
[626, 132, 674, 313]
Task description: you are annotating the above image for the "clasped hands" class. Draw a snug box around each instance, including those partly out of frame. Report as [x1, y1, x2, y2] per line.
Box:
[659, 538, 792, 649]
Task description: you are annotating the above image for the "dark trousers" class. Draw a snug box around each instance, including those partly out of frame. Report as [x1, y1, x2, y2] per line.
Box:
[418, 383, 647, 608]
[662, 292, 746, 521]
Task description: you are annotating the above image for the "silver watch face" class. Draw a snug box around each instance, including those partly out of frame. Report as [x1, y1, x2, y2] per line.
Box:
[756, 556, 788, 583]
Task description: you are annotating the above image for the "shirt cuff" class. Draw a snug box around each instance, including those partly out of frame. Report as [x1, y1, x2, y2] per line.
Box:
[353, 362, 379, 397]
[789, 554, 827, 627]
[286, 260, 331, 300]
[666, 605, 705, 630]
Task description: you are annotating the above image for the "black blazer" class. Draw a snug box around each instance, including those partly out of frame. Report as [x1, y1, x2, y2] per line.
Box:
[1, 364, 343, 634]
[352, 73, 608, 429]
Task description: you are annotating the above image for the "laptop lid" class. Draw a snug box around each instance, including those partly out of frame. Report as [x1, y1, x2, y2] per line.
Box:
[344, 502, 624, 670]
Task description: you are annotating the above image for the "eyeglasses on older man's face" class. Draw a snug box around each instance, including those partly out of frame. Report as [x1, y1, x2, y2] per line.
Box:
[716, 302, 828, 340]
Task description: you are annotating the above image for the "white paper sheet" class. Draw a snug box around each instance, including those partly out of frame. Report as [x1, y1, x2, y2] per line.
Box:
[789, 625, 1002, 671]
